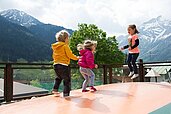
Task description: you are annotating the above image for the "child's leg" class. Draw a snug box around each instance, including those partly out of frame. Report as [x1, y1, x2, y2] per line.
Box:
[53, 65, 62, 92]
[80, 67, 89, 90]
[89, 70, 95, 87]
[62, 66, 71, 97]
[130, 53, 139, 79]
[127, 53, 133, 72]
[82, 75, 89, 90]
[88, 70, 97, 91]
[131, 53, 139, 74]
[53, 77, 62, 91]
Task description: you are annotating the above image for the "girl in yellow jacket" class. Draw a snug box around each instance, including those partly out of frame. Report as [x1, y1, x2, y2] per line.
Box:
[51, 30, 78, 97]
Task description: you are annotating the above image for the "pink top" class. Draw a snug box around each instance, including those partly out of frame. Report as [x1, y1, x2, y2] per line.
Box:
[78, 49, 95, 69]
[128, 34, 140, 53]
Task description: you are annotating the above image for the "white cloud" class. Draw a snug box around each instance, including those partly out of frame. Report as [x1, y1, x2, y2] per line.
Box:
[0, 0, 171, 36]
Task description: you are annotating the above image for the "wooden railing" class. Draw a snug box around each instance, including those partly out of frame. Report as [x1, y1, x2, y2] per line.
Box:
[0, 63, 54, 103]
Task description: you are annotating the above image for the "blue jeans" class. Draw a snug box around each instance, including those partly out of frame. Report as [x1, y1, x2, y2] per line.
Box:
[127, 53, 139, 74]
[79, 67, 95, 90]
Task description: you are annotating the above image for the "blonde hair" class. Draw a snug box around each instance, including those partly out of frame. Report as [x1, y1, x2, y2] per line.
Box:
[77, 44, 84, 51]
[55, 30, 70, 42]
[77, 40, 97, 51]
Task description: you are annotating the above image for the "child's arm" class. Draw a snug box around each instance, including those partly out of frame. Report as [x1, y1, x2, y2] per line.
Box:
[123, 45, 129, 49]
[64, 45, 78, 60]
[130, 39, 139, 49]
[121, 45, 129, 50]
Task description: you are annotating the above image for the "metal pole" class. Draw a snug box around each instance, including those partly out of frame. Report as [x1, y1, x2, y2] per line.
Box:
[138, 59, 144, 82]
[155, 77, 157, 82]
[103, 65, 107, 84]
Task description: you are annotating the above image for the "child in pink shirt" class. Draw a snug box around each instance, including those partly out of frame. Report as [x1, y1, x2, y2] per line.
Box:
[77, 40, 98, 92]
[121, 24, 140, 79]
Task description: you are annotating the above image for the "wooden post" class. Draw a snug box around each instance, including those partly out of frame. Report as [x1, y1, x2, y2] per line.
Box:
[155, 77, 157, 82]
[4, 63, 13, 102]
[109, 67, 113, 84]
[138, 59, 144, 82]
[103, 65, 107, 84]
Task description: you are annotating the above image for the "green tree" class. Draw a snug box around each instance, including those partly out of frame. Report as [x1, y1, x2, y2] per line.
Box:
[70, 23, 125, 64]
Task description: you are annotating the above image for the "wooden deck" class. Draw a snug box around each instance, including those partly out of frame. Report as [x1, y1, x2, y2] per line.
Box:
[0, 82, 171, 114]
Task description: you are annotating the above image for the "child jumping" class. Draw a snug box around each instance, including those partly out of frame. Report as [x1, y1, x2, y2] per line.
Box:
[121, 24, 140, 79]
[51, 30, 78, 97]
[77, 40, 98, 92]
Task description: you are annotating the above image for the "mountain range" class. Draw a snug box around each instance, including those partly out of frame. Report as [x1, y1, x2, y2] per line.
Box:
[116, 16, 171, 62]
[0, 9, 73, 62]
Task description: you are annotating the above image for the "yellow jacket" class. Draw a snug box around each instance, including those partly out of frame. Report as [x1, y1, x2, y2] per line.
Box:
[51, 42, 78, 65]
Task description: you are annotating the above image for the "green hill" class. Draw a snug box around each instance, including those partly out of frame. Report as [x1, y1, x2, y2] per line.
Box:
[0, 16, 51, 62]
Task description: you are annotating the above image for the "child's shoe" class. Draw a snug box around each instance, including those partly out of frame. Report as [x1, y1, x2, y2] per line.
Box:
[82, 89, 90, 92]
[63, 93, 70, 97]
[128, 72, 134, 77]
[131, 74, 139, 79]
[90, 86, 97, 92]
[52, 90, 60, 96]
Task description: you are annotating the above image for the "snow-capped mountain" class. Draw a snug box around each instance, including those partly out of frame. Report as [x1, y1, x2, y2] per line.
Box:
[0, 9, 73, 44]
[0, 9, 43, 27]
[0, 9, 73, 62]
[117, 16, 171, 62]
[140, 16, 171, 42]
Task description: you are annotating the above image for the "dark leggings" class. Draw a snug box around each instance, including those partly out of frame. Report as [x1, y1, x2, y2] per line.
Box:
[53, 64, 71, 96]
[127, 53, 139, 74]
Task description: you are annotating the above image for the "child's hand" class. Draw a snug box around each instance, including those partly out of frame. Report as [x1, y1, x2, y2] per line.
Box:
[95, 64, 98, 68]
[128, 47, 132, 50]
[120, 47, 124, 51]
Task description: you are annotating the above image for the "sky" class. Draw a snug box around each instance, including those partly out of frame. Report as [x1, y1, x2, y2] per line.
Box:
[0, 0, 171, 36]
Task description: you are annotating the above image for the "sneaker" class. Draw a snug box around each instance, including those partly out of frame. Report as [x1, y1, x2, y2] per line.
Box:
[63, 93, 70, 97]
[52, 90, 60, 94]
[131, 74, 139, 79]
[90, 86, 97, 91]
[82, 89, 90, 92]
[52, 90, 60, 96]
[128, 72, 134, 77]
